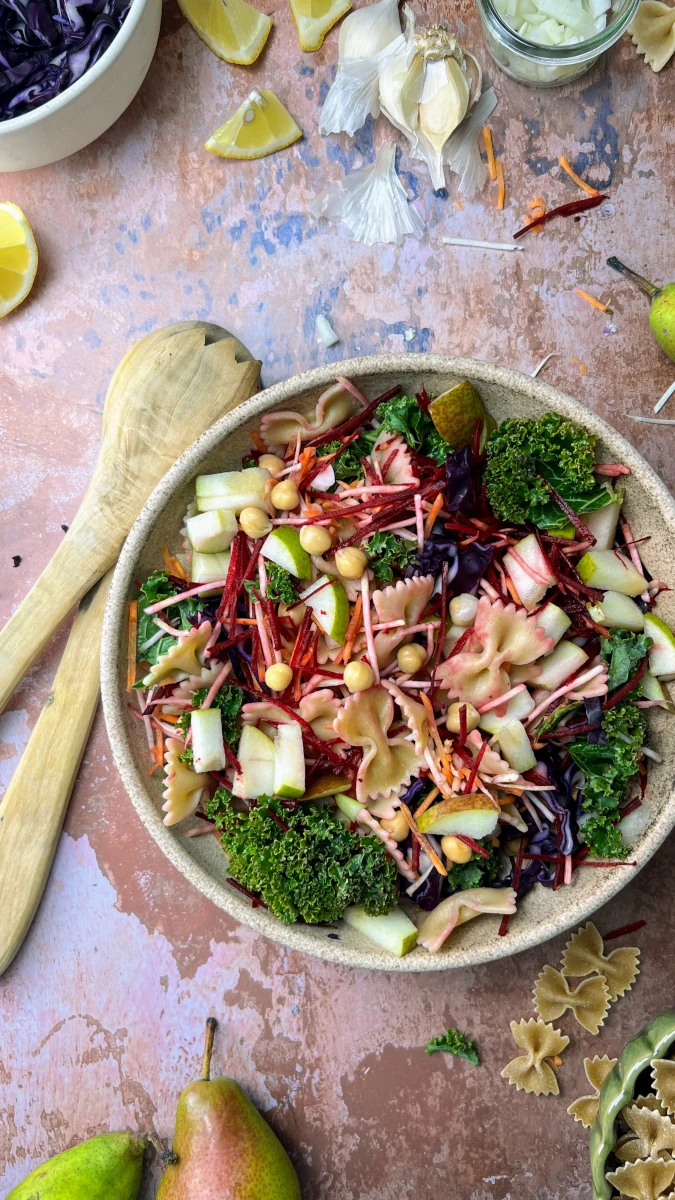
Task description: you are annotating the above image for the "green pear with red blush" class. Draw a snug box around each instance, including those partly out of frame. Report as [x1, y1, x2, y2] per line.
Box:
[608, 256, 675, 363]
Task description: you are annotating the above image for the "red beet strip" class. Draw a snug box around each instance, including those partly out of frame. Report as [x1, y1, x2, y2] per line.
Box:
[463, 738, 488, 795]
[458, 704, 468, 748]
[513, 193, 609, 239]
[222, 741, 242, 776]
[271, 700, 345, 766]
[603, 919, 646, 941]
[536, 473, 595, 543]
[226, 877, 269, 908]
[603, 656, 647, 709]
[455, 834, 490, 860]
[499, 839, 524, 936]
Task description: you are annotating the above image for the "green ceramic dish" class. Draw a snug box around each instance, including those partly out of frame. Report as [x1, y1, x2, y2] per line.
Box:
[590, 1008, 675, 1198]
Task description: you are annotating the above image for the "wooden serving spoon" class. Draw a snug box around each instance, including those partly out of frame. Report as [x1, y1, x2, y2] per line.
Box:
[0, 322, 261, 975]
[0, 321, 260, 715]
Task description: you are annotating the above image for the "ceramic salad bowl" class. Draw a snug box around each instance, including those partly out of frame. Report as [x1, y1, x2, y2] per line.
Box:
[100, 354, 675, 971]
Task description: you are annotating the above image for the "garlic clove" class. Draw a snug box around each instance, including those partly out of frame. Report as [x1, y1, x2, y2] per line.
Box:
[378, 42, 423, 144]
[338, 0, 402, 58]
[418, 57, 469, 154]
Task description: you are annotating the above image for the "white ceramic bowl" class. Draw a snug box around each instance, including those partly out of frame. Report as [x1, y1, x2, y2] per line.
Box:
[101, 355, 675, 972]
[0, 0, 161, 172]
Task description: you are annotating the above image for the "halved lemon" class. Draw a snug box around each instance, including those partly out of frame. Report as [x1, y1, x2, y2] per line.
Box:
[205, 89, 302, 160]
[288, 0, 351, 51]
[0, 202, 38, 319]
[178, 0, 272, 65]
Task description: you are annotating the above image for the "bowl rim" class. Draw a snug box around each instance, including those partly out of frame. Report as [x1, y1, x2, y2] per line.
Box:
[101, 353, 675, 972]
[0, 0, 152, 134]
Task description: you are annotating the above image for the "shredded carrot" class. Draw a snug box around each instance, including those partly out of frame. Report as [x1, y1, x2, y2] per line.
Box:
[413, 786, 440, 821]
[339, 595, 363, 665]
[495, 160, 505, 211]
[160, 712, 180, 724]
[483, 126, 496, 181]
[127, 600, 138, 692]
[398, 801, 447, 876]
[162, 545, 186, 579]
[424, 493, 444, 539]
[454, 197, 463, 211]
[576, 288, 610, 313]
[251, 432, 266, 452]
[571, 356, 588, 376]
[558, 155, 600, 197]
[504, 575, 522, 606]
[147, 723, 164, 774]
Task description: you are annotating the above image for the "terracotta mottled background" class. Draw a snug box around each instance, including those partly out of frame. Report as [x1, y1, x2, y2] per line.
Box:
[1, 0, 674, 1193]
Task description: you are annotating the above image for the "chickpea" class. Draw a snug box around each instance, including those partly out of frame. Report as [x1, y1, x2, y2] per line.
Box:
[265, 662, 293, 692]
[446, 701, 480, 735]
[380, 811, 409, 842]
[343, 660, 374, 693]
[279, 600, 305, 628]
[396, 642, 427, 674]
[335, 546, 368, 580]
[259, 453, 285, 475]
[239, 506, 272, 538]
[449, 593, 479, 627]
[299, 524, 333, 555]
[441, 835, 473, 865]
[271, 480, 300, 511]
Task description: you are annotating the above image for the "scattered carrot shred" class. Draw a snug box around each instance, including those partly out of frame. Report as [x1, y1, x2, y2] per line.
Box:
[454, 197, 463, 211]
[575, 288, 610, 313]
[413, 786, 440, 821]
[339, 594, 363, 665]
[571, 356, 589, 376]
[483, 126, 496, 181]
[162, 545, 186, 579]
[495, 160, 505, 211]
[127, 600, 138, 692]
[558, 155, 600, 197]
[504, 575, 522, 606]
[251, 432, 266, 452]
[424, 493, 444, 538]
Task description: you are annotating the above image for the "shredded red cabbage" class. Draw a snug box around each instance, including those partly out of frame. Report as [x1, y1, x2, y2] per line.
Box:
[0, 0, 130, 120]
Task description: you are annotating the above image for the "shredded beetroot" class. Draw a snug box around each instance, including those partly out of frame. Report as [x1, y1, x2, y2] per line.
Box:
[458, 703, 468, 748]
[463, 738, 488, 795]
[455, 834, 490, 859]
[206, 629, 252, 658]
[536, 473, 595, 543]
[448, 627, 472, 659]
[603, 919, 646, 940]
[513, 193, 609, 239]
[267, 807, 290, 832]
[618, 796, 642, 820]
[499, 839, 524, 936]
[222, 741, 242, 776]
[270, 700, 345, 766]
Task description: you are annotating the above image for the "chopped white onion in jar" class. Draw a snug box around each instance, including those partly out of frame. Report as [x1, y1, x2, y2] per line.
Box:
[494, 0, 609, 45]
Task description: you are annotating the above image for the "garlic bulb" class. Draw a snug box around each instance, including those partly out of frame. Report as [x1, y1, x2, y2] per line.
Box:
[309, 144, 424, 246]
[320, 0, 404, 137]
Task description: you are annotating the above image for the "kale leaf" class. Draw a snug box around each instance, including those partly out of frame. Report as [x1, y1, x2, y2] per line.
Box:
[136, 571, 202, 666]
[484, 414, 614, 531]
[569, 700, 646, 853]
[245, 563, 297, 606]
[425, 1028, 480, 1064]
[316, 429, 379, 483]
[178, 684, 244, 752]
[206, 790, 398, 923]
[363, 532, 419, 584]
[600, 629, 652, 691]
[375, 395, 452, 463]
[445, 840, 501, 892]
[580, 815, 629, 860]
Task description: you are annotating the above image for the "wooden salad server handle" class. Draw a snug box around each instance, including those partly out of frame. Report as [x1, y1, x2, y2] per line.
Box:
[0, 322, 261, 715]
[0, 322, 260, 974]
[0, 573, 113, 975]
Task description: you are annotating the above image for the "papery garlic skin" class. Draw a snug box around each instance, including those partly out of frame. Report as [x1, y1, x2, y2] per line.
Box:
[338, 0, 402, 58]
[377, 37, 422, 144]
[309, 143, 425, 246]
[444, 86, 497, 198]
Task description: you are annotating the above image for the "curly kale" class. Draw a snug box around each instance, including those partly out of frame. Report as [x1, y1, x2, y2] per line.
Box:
[245, 563, 297, 606]
[363, 532, 419, 584]
[484, 413, 613, 532]
[445, 840, 502, 893]
[136, 571, 203, 666]
[316, 429, 379, 483]
[206, 791, 398, 923]
[375, 395, 451, 464]
[177, 684, 244, 755]
[425, 1028, 480, 1064]
[600, 629, 652, 691]
[569, 700, 646, 857]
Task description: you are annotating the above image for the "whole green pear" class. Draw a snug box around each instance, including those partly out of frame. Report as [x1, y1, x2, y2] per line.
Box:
[156, 1018, 301, 1200]
[608, 257, 675, 364]
[6, 1131, 146, 1200]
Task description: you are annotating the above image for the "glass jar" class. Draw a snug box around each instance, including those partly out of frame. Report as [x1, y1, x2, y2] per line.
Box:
[475, 0, 638, 85]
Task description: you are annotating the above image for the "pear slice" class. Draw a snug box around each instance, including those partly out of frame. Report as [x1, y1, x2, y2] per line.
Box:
[428, 381, 493, 450]
[494, 719, 536, 774]
[645, 612, 675, 680]
[577, 549, 646, 596]
[302, 773, 352, 799]
[233, 724, 275, 798]
[536, 601, 571, 645]
[416, 793, 499, 839]
[196, 466, 271, 513]
[186, 508, 237, 553]
[302, 574, 349, 643]
[343, 905, 418, 957]
[273, 722, 305, 798]
[191, 708, 226, 774]
[261, 526, 311, 578]
[191, 549, 232, 583]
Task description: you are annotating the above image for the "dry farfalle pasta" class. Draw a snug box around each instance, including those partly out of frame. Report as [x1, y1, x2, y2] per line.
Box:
[567, 1055, 617, 1128]
[652, 1060, 675, 1116]
[630, 1, 675, 71]
[606, 1157, 675, 1200]
[534, 964, 610, 1035]
[501, 1018, 570, 1097]
[615, 1104, 675, 1162]
[561, 921, 640, 1003]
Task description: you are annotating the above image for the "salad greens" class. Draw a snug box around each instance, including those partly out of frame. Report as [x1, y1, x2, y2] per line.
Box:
[205, 790, 398, 924]
[136, 571, 203, 666]
[317, 429, 379, 482]
[375, 394, 451, 464]
[600, 630, 652, 691]
[363, 532, 418, 584]
[570, 700, 647, 859]
[425, 1028, 480, 1064]
[484, 413, 613, 531]
[445, 841, 501, 892]
[245, 563, 297, 605]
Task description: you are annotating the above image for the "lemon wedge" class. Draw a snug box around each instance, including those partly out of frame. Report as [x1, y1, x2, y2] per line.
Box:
[205, 89, 302, 160]
[288, 0, 351, 51]
[0, 202, 38, 319]
[178, 0, 272, 65]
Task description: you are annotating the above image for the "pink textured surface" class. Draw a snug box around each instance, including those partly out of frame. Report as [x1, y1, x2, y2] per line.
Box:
[0, 0, 674, 1194]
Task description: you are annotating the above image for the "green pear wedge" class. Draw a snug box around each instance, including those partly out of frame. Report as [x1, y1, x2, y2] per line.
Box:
[7, 1131, 146, 1200]
[156, 1018, 301, 1200]
[607, 256, 675, 364]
